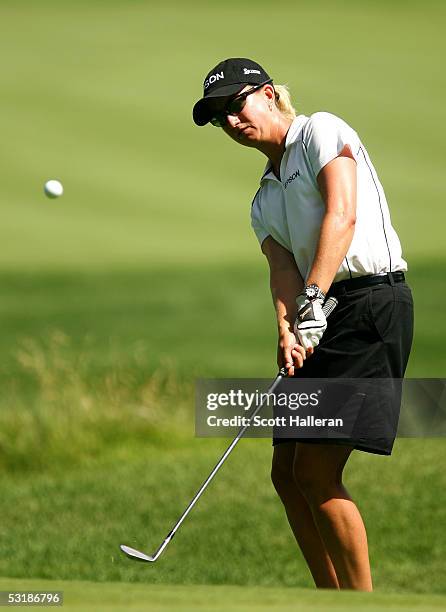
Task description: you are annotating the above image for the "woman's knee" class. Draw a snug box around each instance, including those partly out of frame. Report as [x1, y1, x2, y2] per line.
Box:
[271, 444, 297, 499]
[293, 464, 323, 501]
[293, 443, 352, 503]
[271, 462, 294, 497]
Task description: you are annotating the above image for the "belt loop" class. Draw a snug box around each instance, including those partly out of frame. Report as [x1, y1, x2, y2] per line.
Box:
[387, 272, 395, 286]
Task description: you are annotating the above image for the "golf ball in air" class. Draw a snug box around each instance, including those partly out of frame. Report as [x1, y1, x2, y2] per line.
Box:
[44, 179, 64, 198]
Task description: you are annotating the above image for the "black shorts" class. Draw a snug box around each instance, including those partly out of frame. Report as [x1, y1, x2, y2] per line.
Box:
[273, 279, 414, 455]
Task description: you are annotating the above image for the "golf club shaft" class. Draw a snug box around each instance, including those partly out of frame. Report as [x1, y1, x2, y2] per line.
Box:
[156, 296, 339, 545]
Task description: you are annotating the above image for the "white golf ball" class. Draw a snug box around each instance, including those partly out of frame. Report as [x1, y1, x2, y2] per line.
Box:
[44, 179, 64, 198]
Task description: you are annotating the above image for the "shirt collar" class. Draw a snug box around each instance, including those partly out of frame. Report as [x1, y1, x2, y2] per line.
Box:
[260, 114, 307, 183]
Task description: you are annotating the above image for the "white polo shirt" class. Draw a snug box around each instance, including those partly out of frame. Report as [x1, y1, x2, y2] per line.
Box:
[251, 112, 407, 283]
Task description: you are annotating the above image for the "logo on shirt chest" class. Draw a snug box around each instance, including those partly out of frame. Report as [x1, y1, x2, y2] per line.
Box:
[283, 169, 300, 189]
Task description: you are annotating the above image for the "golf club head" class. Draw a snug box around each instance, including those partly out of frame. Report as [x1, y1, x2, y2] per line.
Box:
[120, 533, 172, 563]
[120, 544, 156, 562]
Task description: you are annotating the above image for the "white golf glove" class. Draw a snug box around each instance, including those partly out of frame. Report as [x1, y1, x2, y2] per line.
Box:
[293, 294, 327, 351]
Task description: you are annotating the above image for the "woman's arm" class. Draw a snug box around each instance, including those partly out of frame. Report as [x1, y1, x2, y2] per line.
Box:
[261, 236, 306, 376]
[306, 145, 357, 293]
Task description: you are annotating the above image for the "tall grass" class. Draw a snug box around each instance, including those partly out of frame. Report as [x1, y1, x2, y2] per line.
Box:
[0, 332, 192, 472]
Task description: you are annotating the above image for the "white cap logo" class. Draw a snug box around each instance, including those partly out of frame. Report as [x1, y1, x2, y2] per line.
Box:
[243, 68, 261, 75]
[204, 71, 224, 89]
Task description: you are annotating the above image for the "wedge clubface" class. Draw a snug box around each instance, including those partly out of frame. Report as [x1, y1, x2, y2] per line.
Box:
[120, 535, 172, 562]
[120, 296, 338, 563]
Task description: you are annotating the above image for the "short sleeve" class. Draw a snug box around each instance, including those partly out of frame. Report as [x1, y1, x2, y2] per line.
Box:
[302, 112, 361, 178]
[251, 189, 269, 246]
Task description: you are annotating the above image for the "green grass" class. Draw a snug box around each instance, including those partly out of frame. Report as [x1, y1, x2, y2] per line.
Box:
[0, 260, 444, 392]
[0, 1, 445, 273]
[1, 578, 445, 612]
[0, 0, 445, 601]
[0, 258, 445, 473]
[0, 439, 444, 592]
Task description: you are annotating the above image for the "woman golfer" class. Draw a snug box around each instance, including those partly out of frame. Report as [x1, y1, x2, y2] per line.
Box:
[193, 58, 413, 591]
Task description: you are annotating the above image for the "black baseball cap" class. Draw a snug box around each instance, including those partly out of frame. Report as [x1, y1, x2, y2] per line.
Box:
[193, 58, 272, 126]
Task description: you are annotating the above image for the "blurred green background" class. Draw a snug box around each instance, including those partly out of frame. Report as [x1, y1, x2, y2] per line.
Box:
[0, 0, 445, 607]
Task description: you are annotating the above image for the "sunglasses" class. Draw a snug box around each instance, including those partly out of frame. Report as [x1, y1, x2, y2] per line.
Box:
[209, 80, 273, 127]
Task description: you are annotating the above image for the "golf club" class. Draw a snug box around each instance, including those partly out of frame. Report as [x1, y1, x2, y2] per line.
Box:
[120, 296, 339, 562]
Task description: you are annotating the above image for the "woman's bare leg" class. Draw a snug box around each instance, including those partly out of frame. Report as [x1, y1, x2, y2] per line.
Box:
[272, 443, 339, 588]
[293, 442, 373, 591]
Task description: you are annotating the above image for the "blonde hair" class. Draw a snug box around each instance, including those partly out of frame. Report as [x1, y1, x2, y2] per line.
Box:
[273, 84, 296, 121]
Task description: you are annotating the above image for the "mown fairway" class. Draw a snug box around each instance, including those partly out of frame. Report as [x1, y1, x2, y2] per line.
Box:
[0, 578, 445, 612]
[0, 0, 445, 606]
[0, 439, 445, 593]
